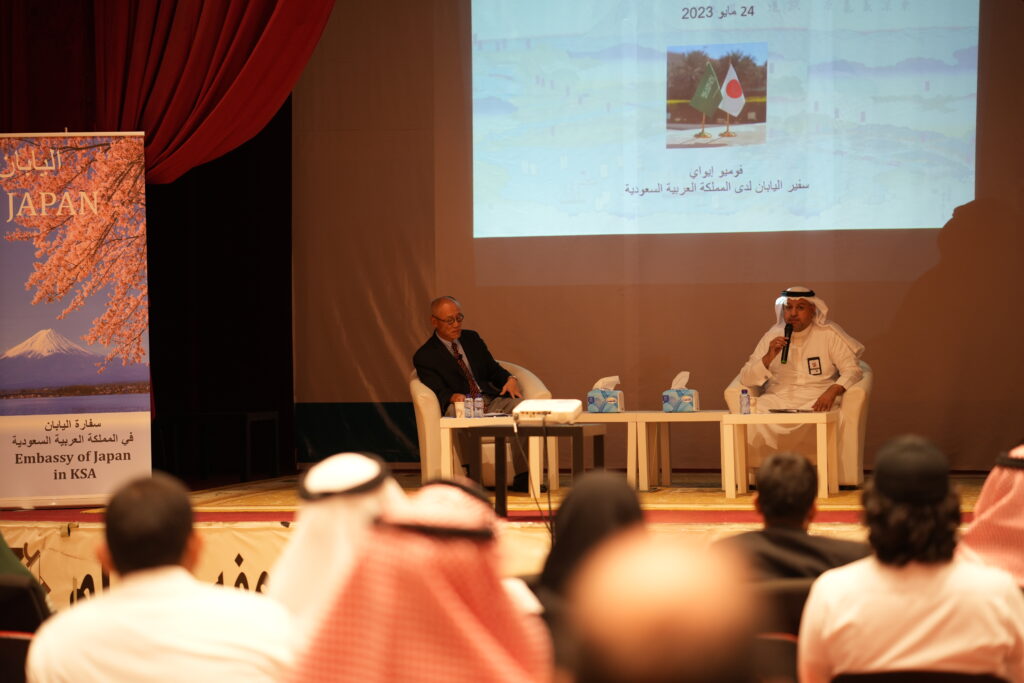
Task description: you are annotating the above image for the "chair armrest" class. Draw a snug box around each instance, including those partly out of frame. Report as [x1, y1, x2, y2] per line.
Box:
[499, 361, 552, 400]
[839, 361, 872, 419]
[409, 372, 443, 482]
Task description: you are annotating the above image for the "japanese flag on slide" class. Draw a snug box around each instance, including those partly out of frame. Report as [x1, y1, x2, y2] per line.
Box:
[719, 63, 745, 117]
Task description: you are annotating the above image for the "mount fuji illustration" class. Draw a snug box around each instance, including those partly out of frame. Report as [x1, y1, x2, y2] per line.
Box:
[0, 329, 149, 392]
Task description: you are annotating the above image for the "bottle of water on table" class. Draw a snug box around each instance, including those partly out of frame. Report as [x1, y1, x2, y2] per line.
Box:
[473, 393, 485, 418]
[740, 388, 751, 415]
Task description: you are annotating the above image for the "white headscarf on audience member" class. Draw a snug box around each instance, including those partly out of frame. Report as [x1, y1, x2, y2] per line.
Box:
[958, 444, 1024, 585]
[290, 480, 552, 683]
[773, 285, 865, 358]
[268, 452, 405, 642]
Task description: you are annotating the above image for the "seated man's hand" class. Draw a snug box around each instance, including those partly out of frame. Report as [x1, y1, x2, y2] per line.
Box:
[500, 376, 522, 398]
[762, 335, 789, 368]
[451, 393, 466, 404]
[812, 384, 844, 412]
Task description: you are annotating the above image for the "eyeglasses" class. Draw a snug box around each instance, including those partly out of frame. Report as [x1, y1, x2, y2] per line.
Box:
[432, 313, 464, 325]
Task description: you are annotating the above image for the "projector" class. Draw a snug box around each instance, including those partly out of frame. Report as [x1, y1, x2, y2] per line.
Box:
[512, 399, 583, 424]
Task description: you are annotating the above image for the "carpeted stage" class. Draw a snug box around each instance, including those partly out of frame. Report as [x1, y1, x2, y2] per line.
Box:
[0, 471, 984, 612]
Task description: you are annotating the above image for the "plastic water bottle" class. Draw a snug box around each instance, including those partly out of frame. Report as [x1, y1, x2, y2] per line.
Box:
[464, 395, 475, 419]
[740, 389, 751, 415]
[473, 394, 485, 418]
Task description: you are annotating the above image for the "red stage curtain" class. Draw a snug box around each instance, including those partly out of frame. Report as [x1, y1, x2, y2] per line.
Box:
[94, 0, 333, 184]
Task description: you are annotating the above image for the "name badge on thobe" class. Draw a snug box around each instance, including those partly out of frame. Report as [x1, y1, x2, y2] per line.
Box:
[807, 357, 822, 375]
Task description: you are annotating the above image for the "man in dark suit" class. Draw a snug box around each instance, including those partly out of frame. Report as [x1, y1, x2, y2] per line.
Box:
[413, 295, 536, 491]
[717, 452, 869, 579]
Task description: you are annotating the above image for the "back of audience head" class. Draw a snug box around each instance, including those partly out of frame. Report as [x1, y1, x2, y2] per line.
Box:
[958, 441, 1024, 584]
[291, 477, 552, 682]
[567, 530, 756, 683]
[755, 452, 817, 528]
[269, 452, 404, 632]
[101, 472, 197, 575]
[863, 434, 960, 566]
[540, 470, 644, 596]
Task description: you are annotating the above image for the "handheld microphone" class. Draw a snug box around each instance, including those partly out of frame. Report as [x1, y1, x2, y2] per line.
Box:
[781, 323, 793, 364]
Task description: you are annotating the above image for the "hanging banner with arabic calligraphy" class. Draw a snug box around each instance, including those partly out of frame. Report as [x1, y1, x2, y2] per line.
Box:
[0, 133, 152, 507]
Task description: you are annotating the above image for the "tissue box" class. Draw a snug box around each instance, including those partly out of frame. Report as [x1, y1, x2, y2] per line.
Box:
[587, 389, 624, 413]
[662, 389, 700, 412]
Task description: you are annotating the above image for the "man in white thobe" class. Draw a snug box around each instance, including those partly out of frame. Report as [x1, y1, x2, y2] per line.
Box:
[738, 286, 864, 467]
[27, 474, 292, 683]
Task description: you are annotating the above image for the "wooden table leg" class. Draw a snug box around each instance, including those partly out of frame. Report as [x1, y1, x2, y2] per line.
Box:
[827, 417, 839, 494]
[816, 422, 829, 498]
[528, 436, 543, 498]
[572, 432, 585, 480]
[627, 421, 638, 489]
[494, 436, 507, 517]
[735, 424, 749, 494]
[659, 423, 672, 487]
[571, 428, 584, 488]
[638, 422, 651, 492]
[439, 427, 454, 481]
[594, 434, 605, 469]
[546, 436, 560, 491]
[721, 422, 736, 498]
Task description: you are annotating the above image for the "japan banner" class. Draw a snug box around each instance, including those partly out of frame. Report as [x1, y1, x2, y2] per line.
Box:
[719, 63, 745, 117]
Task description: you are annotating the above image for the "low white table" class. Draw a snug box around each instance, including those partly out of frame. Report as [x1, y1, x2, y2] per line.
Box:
[636, 410, 729, 491]
[577, 410, 728, 491]
[721, 411, 839, 499]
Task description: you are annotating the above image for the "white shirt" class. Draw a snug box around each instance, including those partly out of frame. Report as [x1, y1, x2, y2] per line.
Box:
[739, 323, 863, 408]
[28, 565, 293, 683]
[799, 556, 1024, 682]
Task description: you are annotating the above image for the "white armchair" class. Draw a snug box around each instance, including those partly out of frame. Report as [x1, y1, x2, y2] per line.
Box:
[723, 361, 872, 486]
[409, 361, 553, 485]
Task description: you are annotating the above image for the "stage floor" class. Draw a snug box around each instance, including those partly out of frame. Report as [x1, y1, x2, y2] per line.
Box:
[0, 471, 986, 611]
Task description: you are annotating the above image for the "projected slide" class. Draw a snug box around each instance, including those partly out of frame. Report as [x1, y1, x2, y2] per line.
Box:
[472, 1, 978, 237]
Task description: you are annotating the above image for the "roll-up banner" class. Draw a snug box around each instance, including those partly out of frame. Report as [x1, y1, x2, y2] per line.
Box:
[0, 133, 152, 507]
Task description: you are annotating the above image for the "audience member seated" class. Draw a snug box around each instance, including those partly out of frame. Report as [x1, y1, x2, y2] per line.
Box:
[531, 471, 644, 672]
[958, 443, 1024, 586]
[535, 471, 644, 599]
[799, 436, 1024, 682]
[0, 533, 38, 586]
[26, 473, 292, 683]
[0, 532, 51, 631]
[566, 530, 758, 683]
[717, 452, 869, 580]
[268, 451, 405, 645]
[289, 479, 552, 682]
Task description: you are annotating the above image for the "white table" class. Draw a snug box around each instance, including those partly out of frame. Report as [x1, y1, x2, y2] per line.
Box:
[440, 410, 768, 497]
[721, 411, 839, 499]
[636, 410, 729, 491]
[576, 410, 728, 491]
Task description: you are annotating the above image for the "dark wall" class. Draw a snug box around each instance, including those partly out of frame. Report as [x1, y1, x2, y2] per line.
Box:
[146, 102, 294, 481]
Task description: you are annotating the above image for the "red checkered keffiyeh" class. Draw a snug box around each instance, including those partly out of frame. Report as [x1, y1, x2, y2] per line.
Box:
[959, 445, 1024, 586]
[290, 482, 553, 682]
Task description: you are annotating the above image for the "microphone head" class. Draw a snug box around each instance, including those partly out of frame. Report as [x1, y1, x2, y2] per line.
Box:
[784, 323, 793, 338]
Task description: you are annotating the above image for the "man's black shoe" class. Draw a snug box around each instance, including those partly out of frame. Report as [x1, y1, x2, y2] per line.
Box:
[509, 472, 547, 494]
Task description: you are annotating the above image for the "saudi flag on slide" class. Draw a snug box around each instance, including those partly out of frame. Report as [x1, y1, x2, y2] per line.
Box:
[689, 63, 722, 117]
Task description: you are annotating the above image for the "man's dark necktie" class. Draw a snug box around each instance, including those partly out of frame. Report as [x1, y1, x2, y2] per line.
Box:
[451, 341, 481, 396]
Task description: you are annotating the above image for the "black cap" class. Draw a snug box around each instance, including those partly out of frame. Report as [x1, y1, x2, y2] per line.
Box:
[873, 435, 950, 504]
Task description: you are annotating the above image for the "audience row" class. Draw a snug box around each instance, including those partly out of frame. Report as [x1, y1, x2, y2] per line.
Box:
[4, 436, 1023, 682]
